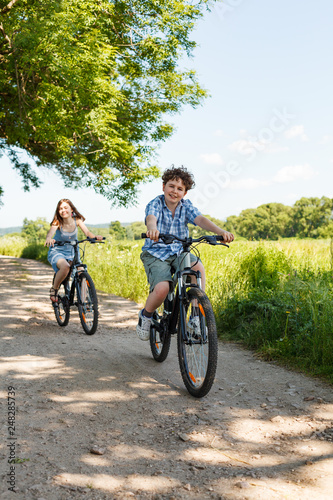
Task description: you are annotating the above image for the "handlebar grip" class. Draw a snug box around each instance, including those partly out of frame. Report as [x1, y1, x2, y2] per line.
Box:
[87, 237, 106, 243]
[141, 233, 147, 238]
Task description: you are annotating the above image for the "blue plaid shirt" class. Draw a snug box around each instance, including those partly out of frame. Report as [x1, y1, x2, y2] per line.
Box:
[142, 195, 201, 260]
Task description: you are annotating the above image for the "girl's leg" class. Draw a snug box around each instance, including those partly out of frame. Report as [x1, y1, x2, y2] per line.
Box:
[53, 259, 71, 290]
[145, 281, 170, 313]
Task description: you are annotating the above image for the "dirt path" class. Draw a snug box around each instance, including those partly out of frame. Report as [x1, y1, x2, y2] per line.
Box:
[0, 256, 332, 500]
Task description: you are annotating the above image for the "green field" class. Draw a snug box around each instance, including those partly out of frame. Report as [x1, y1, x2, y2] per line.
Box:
[1, 234, 332, 383]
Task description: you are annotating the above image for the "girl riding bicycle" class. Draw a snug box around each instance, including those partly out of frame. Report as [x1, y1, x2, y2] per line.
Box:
[44, 199, 103, 303]
[136, 166, 234, 341]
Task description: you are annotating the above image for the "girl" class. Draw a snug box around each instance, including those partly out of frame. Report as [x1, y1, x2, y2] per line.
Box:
[44, 199, 103, 302]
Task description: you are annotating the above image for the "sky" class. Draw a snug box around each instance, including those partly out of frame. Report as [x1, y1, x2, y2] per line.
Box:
[1, 0, 333, 228]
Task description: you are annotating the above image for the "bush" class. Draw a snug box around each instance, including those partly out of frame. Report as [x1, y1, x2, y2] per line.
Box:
[21, 244, 48, 263]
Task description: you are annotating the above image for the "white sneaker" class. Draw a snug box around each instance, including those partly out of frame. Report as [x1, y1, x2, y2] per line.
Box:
[187, 316, 201, 339]
[136, 310, 151, 341]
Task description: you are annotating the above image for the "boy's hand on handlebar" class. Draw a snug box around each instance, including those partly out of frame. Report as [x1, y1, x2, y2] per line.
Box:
[146, 229, 160, 242]
[218, 230, 234, 243]
[95, 235, 104, 241]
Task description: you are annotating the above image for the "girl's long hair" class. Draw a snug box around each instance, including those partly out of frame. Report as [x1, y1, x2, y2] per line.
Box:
[50, 199, 85, 226]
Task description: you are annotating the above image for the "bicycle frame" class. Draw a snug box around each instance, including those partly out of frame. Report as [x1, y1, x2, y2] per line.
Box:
[54, 238, 98, 308]
[151, 244, 202, 340]
[66, 245, 86, 305]
[144, 232, 227, 396]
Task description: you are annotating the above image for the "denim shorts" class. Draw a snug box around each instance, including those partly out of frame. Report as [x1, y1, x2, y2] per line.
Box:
[47, 246, 74, 273]
[140, 251, 200, 292]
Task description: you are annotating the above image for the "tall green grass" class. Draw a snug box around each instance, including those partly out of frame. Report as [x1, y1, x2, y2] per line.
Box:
[1, 234, 332, 382]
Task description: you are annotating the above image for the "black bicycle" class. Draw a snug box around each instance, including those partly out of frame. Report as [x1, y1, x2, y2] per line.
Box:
[142, 233, 229, 398]
[52, 237, 104, 335]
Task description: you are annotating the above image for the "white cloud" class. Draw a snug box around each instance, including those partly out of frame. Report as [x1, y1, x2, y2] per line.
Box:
[228, 139, 258, 154]
[228, 138, 288, 155]
[200, 153, 224, 165]
[229, 178, 271, 190]
[319, 135, 332, 145]
[284, 125, 308, 142]
[273, 164, 317, 183]
[264, 144, 289, 154]
[214, 129, 225, 137]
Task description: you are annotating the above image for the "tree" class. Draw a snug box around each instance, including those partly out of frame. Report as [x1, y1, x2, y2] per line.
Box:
[109, 220, 127, 240]
[225, 203, 295, 240]
[128, 221, 146, 240]
[293, 197, 333, 238]
[0, 0, 210, 206]
[21, 217, 49, 243]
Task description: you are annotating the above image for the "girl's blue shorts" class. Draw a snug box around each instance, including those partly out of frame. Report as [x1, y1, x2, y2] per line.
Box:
[47, 245, 74, 273]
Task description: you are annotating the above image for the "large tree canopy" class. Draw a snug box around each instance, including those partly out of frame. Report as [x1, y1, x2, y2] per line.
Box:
[0, 0, 210, 205]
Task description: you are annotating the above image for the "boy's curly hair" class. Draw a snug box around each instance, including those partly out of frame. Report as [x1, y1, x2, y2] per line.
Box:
[162, 165, 195, 192]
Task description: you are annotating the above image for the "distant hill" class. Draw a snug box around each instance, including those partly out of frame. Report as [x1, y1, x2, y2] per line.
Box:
[86, 223, 110, 229]
[0, 226, 22, 236]
[88, 222, 132, 228]
[0, 222, 132, 236]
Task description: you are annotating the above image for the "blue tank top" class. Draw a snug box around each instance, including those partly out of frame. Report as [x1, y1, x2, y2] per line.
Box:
[54, 219, 78, 242]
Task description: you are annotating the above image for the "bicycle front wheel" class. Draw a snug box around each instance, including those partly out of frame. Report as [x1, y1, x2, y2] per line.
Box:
[178, 287, 218, 398]
[150, 299, 172, 362]
[53, 279, 70, 327]
[77, 272, 98, 335]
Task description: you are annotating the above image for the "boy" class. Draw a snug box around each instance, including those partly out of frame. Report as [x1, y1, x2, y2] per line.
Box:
[137, 166, 234, 340]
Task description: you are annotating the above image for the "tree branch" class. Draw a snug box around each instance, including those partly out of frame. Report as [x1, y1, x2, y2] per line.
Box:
[1, 0, 19, 16]
[0, 22, 11, 47]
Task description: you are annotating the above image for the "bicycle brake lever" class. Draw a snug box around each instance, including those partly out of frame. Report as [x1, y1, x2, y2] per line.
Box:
[161, 235, 174, 245]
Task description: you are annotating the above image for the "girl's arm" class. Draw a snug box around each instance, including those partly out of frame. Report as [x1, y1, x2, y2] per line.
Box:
[77, 220, 104, 240]
[193, 215, 234, 243]
[44, 225, 57, 247]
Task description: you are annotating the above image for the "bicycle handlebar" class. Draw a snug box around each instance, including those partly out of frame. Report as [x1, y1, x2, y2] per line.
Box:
[141, 233, 229, 247]
[52, 237, 106, 246]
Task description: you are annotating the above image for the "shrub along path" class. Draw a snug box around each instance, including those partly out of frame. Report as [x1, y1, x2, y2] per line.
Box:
[0, 255, 332, 499]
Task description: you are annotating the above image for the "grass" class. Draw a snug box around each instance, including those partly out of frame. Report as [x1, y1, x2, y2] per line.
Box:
[1, 234, 332, 383]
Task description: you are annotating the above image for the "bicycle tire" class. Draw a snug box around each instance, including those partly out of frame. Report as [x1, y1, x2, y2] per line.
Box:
[150, 300, 172, 362]
[177, 287, 218, 398]
[77, 271, 98, 335]
[53, 279, 70, 327]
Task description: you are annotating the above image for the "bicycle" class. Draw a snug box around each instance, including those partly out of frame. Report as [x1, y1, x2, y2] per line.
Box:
[52, 237, 105, 335]
[141, 233, 229, 398]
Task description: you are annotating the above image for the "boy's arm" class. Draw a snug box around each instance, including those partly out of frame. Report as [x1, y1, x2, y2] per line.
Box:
[145, 215, 160, 242]
[194, 215, 234, 243]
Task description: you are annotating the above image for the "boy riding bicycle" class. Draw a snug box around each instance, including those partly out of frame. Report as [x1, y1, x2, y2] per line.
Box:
[136, 166, 234, 341]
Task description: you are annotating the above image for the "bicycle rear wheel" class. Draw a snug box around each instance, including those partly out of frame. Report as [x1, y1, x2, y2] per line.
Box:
[177, 287, 218, 398]
[53, 277, 70, 327]
[150, 299, 172, 362]
[77, 272, 98, 335]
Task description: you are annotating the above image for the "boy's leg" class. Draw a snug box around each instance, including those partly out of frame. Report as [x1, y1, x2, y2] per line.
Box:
[191, 261, 206, 290]
[137, 252, 173, 341]
[144, 281, 170, 314]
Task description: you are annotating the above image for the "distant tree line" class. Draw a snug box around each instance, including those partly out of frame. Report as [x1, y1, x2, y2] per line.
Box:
[223, 197, 333, 240]
[4, 196, 333, 244]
